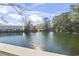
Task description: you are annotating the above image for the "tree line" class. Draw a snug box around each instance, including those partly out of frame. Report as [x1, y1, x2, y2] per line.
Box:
[1, 4, 79, 33]
[52, 4, 79, 33]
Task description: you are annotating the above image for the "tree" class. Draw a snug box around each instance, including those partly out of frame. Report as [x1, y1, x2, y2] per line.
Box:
[52, 4, 79, 33]
[43, 17, 50, 32]
[70, 4, 79, 13]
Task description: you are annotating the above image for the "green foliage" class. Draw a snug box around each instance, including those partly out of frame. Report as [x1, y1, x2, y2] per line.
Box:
[43, 17, 50, 31]
[70, 4, 79, 13]
[53, 4, 79, 33]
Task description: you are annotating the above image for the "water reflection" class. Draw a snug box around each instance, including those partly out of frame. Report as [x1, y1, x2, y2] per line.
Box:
[0, 32, 79, 55]
[30, 32, 43, 50]
[23, 33, 34, 49]
[0, 32, 22, 37]
[53, 33, 79, 55]
[41, 32, 65, 54]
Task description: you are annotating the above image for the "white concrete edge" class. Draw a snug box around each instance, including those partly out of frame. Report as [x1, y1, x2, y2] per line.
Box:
[0, 43, 66, 56]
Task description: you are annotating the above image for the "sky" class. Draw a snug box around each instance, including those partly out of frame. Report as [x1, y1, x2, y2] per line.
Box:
[0, 3, 76, 25]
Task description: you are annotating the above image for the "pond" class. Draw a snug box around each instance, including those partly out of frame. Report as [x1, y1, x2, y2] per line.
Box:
[0, 32, 79, 56]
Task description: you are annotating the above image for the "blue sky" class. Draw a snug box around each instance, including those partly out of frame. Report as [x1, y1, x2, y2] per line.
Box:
[0, 3, 76, 25]
[25, 3, 72, 13]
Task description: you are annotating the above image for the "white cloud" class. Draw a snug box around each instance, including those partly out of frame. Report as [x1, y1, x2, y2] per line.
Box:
[0, 20, 5, 24]
[9, 14, 22, 20]
[0, 4, 55, 25]
[0, 6, 8, 14]
[22, 10, 55, 25]
[29, 14, 43, 25]
[8, 22, 23, 25]
[24, 10, 54, 21]
[29, 14, 42, 21]
[0, 5, 24, 25]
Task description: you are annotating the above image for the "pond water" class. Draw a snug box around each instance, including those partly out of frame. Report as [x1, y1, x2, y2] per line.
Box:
[0, 32, 79, 56]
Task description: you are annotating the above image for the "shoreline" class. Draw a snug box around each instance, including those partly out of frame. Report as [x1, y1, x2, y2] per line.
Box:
[0, 43, 65, 56]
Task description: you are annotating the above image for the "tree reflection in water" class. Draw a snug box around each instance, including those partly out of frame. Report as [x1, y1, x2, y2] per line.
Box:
[53, 32, 79, 55]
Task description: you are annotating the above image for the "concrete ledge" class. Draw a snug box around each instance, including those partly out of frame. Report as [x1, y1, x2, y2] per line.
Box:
[0, 43, 65, 56]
